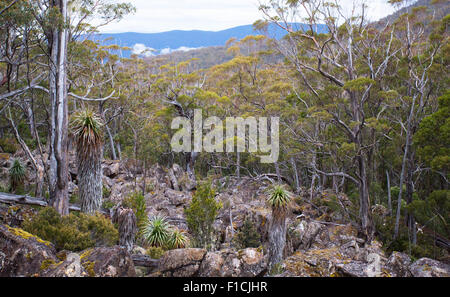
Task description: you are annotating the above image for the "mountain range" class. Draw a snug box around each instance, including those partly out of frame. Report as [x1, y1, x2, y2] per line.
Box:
[90, 23, 328, 57]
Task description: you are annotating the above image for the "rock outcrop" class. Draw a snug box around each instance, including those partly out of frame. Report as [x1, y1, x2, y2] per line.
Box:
[198, 248, 266, 277]
[79, 246, 136, 277]
[157, 247, 266, 277]
[159, 248, 207, 277]
[0, 224, 57, 277]
[409, 258, 450, 277]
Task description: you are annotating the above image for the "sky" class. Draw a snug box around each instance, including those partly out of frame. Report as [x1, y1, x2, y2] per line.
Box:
[98, 0, 399, 33]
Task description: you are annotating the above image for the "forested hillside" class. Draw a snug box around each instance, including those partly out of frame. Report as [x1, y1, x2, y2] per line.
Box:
[0, 0, 448, 278]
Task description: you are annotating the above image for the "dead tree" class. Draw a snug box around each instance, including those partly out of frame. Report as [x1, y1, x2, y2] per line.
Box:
[112, 205, 137, 252]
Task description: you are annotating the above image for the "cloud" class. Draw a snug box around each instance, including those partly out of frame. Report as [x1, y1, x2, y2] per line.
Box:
[132, 43, 156, 57]
[160, 46, 203, 55]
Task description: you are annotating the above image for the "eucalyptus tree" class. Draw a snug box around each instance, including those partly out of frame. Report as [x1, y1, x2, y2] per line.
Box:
[0, 0, 134, 214]
[388, 4, 448, 242]
[258, 0, 403, 240]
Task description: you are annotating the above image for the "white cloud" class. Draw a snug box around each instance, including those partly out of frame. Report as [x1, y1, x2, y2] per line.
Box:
[132, 43, 156, 57]
[99, 0, 399, 33]
[160, 46, 203, 55]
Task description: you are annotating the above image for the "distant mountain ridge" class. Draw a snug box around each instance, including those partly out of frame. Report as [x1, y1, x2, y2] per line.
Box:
[90, 23, 328, 57]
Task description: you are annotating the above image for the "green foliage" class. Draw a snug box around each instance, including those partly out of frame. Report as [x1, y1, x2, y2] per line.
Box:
[0, 138, 18, 154]
[233, 217, 261, 249]
[414, 91, 450, 173]
[140, 215, 171, 248]
[70, 109, 103, 158]
[267, 185, 292, 209]
[146, 246, 166, 259]
[184, 181, 222, 249]
[9, 159, 26, 192]
[22, 207, 118, 251]
[168, 228, 190, 249]
[407, 190, 449, 237]
[123, 191, 147, 227]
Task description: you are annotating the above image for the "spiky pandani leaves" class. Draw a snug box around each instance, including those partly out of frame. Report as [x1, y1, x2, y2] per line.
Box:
[141, 215, 172, 248]
[266, 184, 293, 209]
[169, 228, 190, 249]
[9, 159, 26, 191]
[9, 159, 26, 183]
[70, 109, 103, 159]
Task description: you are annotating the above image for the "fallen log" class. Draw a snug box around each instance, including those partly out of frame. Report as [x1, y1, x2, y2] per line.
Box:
[132, 254, 159, 268]
[0, 192, 109, 215]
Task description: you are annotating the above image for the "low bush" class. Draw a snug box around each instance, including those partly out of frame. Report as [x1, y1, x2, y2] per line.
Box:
[22, 207, 118, 251]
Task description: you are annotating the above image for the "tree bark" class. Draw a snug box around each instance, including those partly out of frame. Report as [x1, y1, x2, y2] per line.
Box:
[386, 170, 392, 216]
[48, 0, 69, 215]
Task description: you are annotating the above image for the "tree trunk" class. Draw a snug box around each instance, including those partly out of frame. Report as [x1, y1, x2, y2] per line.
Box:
[275, 162, 281, 183]
[236, 151, 240, 178]
[105, 124, 117, 160]
[358, 154, 373, 241]
[290, 157, 300, 193]
[386, 170, 392, 216]
[48, 0, 69, 215]
[394, 95, 416, 239]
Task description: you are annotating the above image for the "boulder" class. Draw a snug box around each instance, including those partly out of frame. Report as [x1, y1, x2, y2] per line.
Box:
[103, 161, 121, 178]
[409, 258, 450, 277]
[0, 224, 58, 277]
[290, 220, 324, 251]
[41, 253, 87, 277]
[80, 246, 136, 277]
[335, 261, 369, 277]
[198, 248, 266, 277]
[159, 248, 207, 277]
[387, 252, 412, 277]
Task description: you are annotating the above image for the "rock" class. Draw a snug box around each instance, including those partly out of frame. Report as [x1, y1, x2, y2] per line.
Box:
[283, 247, 344, 277]
[238, 248, 267, 276]
[290, 220, 324, 251]
[335, 261, 369, 277]
[409, 258, 450, 277]
[387, 252, 412, 277]
[198, 248, 266, 277]
[0, 224, 58, 277]
[165, 188, 190, 207]
[42, 253, 87, 277]
[103, 161, 120, 178]
[132, 246, 147, 255]
[198, 251, 224, 276]
[68, 181, 78, 195]
[159, 248, 207, 277]
[80, 246, 136, 277]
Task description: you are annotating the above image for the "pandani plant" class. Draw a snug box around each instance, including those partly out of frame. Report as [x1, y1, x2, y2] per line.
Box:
[266, 184, 292, 271]
[70, 109, 104, 214]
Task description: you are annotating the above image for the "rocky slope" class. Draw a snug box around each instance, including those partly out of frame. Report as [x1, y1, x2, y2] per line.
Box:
[0, 151, 449, 277]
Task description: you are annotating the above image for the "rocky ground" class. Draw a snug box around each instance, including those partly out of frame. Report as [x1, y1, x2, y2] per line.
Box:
[0, 151, 449, 277]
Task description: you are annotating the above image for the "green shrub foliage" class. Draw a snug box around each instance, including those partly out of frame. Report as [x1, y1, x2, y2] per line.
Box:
[184, 181, 222, 249]
[22, 207, 118, 251]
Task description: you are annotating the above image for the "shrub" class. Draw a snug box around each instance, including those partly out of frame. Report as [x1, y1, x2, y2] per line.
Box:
[233, 217, 261, 249]
[22, 207, 118, 251]
[184, 181, 222, 249]
[140, 215, 171, 248]
[123, 191, 147, 227]
[146, 246, 166, 259]
[0, 137, 18, 154]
